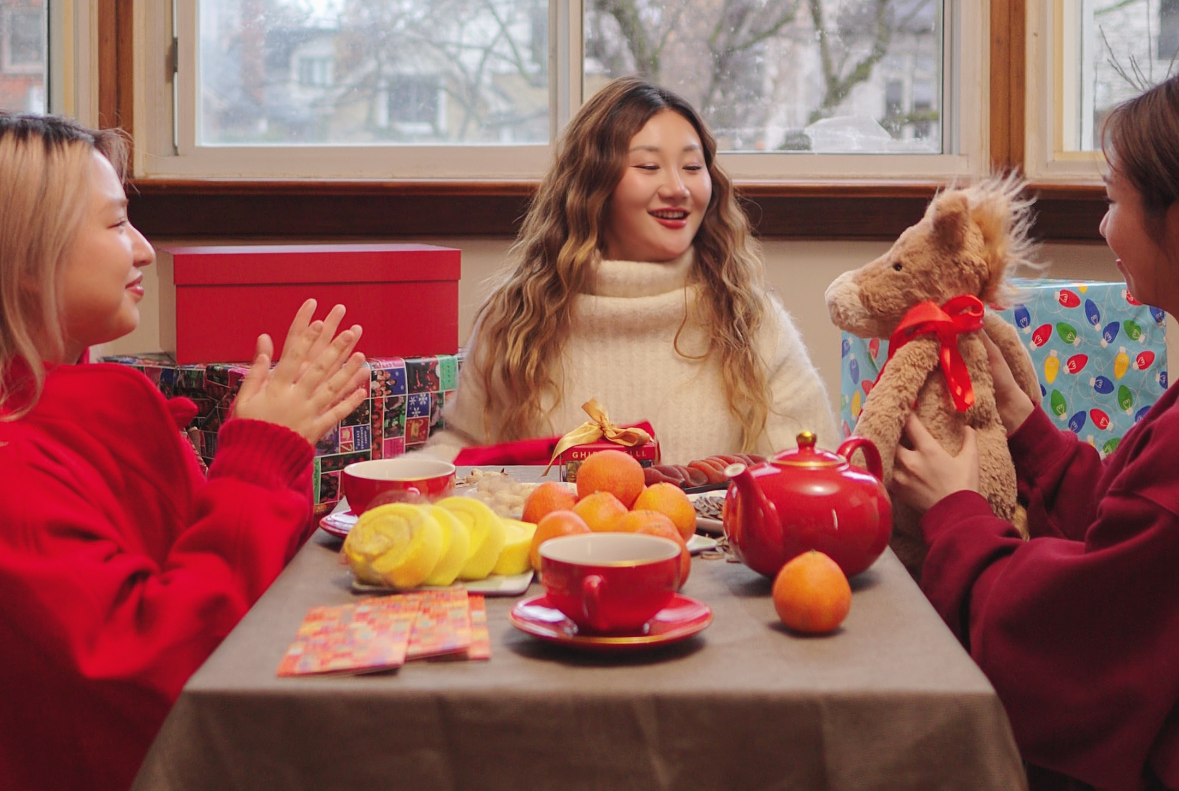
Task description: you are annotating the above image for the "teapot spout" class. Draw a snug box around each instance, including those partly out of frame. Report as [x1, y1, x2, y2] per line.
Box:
[725, 462, 782, 550]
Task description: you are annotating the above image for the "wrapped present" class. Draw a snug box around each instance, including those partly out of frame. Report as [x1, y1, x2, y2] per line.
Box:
[546, 399, 660, 482]
[104, 353, 463, 517]
[98, 353, 213, 427]
[838, 279, 1168, 459]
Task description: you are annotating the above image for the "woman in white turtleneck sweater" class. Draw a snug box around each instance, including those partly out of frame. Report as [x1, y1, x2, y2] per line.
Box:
[424, 77, 836, 466]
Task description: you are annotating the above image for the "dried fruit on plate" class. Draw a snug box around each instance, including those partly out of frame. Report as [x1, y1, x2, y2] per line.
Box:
[643, 454, 767, 489]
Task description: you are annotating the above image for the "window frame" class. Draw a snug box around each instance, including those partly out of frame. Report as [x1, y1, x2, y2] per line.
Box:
[1022, 0, 1106, 182]
[102, 0, 1105, 242]
[144, 0, 983, 181]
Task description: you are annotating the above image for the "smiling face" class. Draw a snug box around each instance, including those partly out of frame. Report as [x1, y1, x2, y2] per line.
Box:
[1099, 165, 1179, 314]
[602, 110, 712, 263]
[58, 151, 155, 362]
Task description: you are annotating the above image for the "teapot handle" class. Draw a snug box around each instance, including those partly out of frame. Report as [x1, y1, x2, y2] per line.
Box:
[836, 436, 884, 481]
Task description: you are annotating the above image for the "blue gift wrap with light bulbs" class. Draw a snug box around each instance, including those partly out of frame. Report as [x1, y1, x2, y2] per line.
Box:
[839, 279, 1168, 459]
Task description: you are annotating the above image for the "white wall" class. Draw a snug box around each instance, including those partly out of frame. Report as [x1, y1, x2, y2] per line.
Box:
[99, 237, 1174, 426]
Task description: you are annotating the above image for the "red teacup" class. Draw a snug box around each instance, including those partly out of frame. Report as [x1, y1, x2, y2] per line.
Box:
[341, 458, 456, 515]
[539, 533, 683, 634]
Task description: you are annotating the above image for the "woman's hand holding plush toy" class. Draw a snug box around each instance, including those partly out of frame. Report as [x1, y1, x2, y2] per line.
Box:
[891, 415, 979, 514]
[232, 298, 369, 444]
[980, 332, 1037, 438]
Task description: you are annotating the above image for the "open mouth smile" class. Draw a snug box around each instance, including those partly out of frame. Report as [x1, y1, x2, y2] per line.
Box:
[650, 209, 688, 220]
[650, 208, 690, 229]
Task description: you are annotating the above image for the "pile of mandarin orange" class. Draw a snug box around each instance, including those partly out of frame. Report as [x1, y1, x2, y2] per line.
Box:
[527, 450, 695, 587]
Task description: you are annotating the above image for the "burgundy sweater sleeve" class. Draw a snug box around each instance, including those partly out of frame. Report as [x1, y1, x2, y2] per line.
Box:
[919, 435, 1179, 790]
[1007, 407, 1108, 540]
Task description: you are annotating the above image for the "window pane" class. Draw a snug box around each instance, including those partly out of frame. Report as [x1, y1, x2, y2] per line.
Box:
[1, 2, 47, 113]
[1067, 0, 1179, 151]
[198, 0, 550, 145]
[584, 0, 943, 154]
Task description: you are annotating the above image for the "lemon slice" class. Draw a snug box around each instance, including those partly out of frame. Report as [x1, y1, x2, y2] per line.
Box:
[436, 496, 507, 581]
[493, 518, 538, 576]
[342, 503, 444, 590]
[422, 505, 472, 587]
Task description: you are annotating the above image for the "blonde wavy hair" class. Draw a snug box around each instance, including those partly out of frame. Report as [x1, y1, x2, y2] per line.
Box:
[473, 77, 772, 449]
[0, 113, 127, 419]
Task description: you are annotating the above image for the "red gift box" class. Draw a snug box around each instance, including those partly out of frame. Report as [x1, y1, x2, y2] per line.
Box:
[542, 401, 660, 482]
[158, 243, 460, 364]
[557, 438, 659, 483]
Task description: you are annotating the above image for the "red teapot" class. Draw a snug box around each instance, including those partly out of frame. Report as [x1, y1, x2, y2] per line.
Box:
[723, 432, 891, 578]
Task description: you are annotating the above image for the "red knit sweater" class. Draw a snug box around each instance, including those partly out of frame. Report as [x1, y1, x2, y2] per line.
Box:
[0, 361, 316, 791]
[920, 384, 1179, 791]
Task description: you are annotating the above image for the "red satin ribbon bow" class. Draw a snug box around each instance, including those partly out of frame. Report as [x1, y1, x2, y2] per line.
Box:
[886, 294, 985, 412]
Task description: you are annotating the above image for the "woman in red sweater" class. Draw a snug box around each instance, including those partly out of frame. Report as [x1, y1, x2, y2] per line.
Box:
[0, 114, 368, 791]
[890, 78, 1179, 791]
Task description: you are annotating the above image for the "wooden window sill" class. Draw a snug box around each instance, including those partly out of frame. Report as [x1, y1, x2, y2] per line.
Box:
[127, 179, 1107, 242]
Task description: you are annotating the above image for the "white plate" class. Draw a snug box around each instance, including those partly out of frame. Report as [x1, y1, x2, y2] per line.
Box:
[686, 534, 718, 554]
[458, 477, 572, 520]
[687, 491, 726, 536]
[351, 570, 534, 598]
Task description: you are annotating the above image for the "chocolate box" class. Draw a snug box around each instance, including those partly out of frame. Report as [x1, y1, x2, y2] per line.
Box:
[556, 440, 660, 483]
[838, 279, 1169, 458]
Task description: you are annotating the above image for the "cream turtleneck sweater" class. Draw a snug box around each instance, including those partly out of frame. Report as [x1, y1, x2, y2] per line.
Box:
[424, 250, 837, 465]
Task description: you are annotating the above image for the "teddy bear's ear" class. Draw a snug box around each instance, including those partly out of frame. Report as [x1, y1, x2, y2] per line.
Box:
[931, 193, 971, 251]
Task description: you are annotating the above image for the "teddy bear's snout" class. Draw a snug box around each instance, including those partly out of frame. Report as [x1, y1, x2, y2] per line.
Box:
[825, 272, 870, 332]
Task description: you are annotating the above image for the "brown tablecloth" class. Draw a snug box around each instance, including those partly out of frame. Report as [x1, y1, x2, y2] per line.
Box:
[132, 469, 1026, 791]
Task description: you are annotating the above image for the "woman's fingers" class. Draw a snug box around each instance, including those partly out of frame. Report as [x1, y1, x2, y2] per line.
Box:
[307, 385, 371, 443]
[278, 299, 317, 358]
[233, 335, 274, 414]
[228, 302, 368, 442]
[981, 332, 1016, 387]
[272, 318, 326, 384]
[308, 350, 368, 411]
[961, 424, 978, 457]
[297, 325, 362, 394]
[901, 413, 937, 452]
[298, 304, 347, 381]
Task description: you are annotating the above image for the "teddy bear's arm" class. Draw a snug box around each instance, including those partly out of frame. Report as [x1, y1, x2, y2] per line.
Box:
[983, 313, 1042, 405]
[853, 337, 942, 482]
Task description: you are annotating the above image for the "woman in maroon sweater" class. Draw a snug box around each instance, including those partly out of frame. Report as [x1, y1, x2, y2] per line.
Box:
[890, 78, 1179, 791]
[0, 113, 368, 791]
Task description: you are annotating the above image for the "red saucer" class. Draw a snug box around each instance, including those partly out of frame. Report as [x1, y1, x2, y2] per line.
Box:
[319, 509, 358, 538]
[509, 593, 712, 652]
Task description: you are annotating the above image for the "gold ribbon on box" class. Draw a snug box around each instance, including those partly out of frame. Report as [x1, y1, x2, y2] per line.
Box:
[543, 399, 653, 475]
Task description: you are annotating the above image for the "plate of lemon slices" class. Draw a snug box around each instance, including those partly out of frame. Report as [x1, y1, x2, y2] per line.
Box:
[340, 497, 538, 597]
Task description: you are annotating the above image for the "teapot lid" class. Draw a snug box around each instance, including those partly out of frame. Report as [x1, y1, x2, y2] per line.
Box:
[770, 431, 845, 469]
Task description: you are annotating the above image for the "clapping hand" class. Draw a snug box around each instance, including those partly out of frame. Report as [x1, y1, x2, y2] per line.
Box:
[890, 414, 980, 513]
[231, 299, 369, 444]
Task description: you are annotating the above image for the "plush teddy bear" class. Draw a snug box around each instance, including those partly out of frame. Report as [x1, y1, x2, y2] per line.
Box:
[824, 175, 1042, 580]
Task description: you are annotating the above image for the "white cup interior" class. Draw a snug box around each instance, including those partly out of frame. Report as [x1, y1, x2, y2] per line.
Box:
[343, 457, 455, 482]
[540, 533, 680, 566]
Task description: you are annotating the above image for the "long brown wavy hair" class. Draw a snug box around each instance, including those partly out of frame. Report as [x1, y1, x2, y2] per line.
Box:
[472, 77, 772, 449]
[0, 113, 127, 419]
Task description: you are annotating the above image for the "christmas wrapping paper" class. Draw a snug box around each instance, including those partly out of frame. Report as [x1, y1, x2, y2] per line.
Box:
[838, 279, 1168, 459]
[102, 352, 462, 515]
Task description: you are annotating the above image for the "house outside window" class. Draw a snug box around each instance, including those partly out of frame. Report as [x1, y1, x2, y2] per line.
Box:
[144, 0, 987, 179]
[298, 56, 332, 87]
